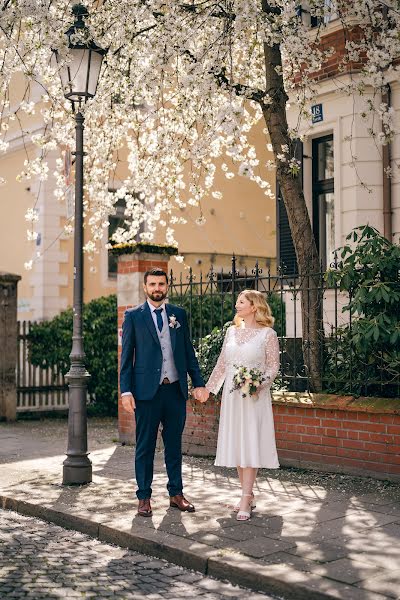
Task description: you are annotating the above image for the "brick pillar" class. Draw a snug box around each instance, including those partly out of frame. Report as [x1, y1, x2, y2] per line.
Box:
[0, 272, 21, 421]
[117, 250, 173, 444]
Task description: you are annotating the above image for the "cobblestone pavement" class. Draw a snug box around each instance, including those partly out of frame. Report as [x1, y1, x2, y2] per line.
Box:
[0, 509, 276, 600]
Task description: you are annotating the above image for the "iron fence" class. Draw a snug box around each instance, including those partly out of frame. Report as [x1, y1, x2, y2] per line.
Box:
[17, 320, 68, 412]
[169, 256, 400, 398]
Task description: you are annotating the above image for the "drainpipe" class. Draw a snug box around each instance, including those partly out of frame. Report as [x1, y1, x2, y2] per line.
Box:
[382, 85, 393, 241]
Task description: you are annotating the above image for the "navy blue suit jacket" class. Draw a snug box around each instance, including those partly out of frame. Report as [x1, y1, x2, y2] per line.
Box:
[119, 302, 205, 402]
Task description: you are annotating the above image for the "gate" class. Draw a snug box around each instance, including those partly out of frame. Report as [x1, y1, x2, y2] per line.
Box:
[17, 320, 68, 412]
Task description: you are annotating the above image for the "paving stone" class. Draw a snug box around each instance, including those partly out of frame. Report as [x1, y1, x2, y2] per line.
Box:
[356, 569, 400, 598]
[311, 557, 386, 585]
[285, 538, 351, 563]
[215, 524, 263, 542]
[230, 536, 297, 558]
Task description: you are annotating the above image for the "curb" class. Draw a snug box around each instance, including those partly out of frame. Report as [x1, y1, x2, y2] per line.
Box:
[0, 494, 387, 600]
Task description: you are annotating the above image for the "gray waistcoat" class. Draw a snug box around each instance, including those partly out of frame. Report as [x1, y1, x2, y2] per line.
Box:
[155, 315, 179, 384]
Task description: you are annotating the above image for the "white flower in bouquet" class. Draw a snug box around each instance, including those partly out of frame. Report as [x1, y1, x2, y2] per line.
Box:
[230, 365, 266, 398]
[242, 382, 251, 396]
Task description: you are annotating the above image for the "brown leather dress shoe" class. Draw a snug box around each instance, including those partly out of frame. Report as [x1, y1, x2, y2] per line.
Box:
[169, 494, 195, 512]
[137, 498, 152, 517]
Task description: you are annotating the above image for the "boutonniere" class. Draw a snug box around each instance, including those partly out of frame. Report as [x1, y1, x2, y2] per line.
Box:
[169, 314, 181, 329]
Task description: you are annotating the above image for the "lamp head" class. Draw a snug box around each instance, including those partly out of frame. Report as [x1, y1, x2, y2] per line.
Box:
[53, 3, 107, 107]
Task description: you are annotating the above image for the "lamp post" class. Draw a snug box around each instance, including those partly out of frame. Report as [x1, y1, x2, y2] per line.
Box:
[52, 4, 106, 485]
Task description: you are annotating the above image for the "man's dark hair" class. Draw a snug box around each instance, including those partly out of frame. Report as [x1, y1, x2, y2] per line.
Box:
[144, 268, 168, 284]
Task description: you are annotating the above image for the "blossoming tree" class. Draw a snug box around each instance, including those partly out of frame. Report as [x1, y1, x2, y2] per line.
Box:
[0, 0, 398, 390]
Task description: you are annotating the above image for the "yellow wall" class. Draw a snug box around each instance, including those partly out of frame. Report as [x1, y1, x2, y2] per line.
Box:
[0, 147, 37, 318]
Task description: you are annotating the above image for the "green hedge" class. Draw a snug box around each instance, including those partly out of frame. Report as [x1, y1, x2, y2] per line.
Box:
[28, 295, 118, 416]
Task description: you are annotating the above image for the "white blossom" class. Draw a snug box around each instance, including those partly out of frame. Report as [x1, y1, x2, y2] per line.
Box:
[26, 229, 38, 241]
[25, 208, 39, 223]
[0, 0, 397, 252]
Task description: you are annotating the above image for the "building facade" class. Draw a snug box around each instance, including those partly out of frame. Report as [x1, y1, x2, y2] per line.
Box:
[281, 18, 399, 277]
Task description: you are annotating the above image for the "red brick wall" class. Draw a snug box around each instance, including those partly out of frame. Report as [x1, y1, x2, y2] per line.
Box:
[293, 26, 365, 84]
[273, 402, 400, 480]
[182, 395, 400, 481]
[312, 27, 364, 82]
[182, 398, 220, 456]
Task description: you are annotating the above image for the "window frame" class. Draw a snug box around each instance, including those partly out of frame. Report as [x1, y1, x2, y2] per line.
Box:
[312, 134, 335, 271]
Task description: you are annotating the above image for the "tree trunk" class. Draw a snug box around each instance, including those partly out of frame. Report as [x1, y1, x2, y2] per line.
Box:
[260, 1, 323, 391]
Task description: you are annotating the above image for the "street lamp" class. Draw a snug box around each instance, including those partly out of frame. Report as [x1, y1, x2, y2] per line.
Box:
[52, 4, 106, 485]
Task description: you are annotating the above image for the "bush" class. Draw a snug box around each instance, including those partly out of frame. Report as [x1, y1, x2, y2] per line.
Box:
[28, 295, 118, 416]
[324, 225, 400, 397]
[196, 322, 232, 384]
[195, 321, 286, 392]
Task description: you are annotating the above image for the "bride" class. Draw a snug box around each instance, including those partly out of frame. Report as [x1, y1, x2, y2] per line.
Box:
[200, 289, 280, 521]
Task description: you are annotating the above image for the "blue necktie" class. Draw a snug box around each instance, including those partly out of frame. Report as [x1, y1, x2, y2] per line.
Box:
[154, 308, 163, 332]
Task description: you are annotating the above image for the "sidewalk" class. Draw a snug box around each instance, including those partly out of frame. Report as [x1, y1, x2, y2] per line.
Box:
[1, 418, 400, 600]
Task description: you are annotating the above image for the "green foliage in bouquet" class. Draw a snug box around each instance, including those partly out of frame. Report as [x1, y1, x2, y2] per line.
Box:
[324, 225, 400, 397]
[27, 295, 118, 415]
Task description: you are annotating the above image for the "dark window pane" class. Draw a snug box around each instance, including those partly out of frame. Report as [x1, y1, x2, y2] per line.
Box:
[107, 198, 129, 278]
[312, 135, 335, 271]
[317, 139, 334, 181]
[317, 192, 335, 269]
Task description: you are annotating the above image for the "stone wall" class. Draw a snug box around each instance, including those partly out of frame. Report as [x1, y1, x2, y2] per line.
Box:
[0, 272, 21, 421]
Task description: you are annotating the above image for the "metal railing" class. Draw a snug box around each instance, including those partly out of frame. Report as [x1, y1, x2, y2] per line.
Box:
[17, 320, 68, 412]
[169, 256, 400, 398]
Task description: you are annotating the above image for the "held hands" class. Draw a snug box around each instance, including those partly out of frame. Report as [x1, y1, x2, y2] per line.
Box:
[192, 387, 210, 403]
[121, 393, 136, 414]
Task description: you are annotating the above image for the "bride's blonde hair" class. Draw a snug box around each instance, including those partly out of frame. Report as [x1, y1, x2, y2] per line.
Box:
[233, 289, 275, 328]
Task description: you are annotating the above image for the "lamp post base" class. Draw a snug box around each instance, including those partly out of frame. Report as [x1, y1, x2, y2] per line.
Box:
[63, 368, 92, 486]
[63, 456, 92, 485]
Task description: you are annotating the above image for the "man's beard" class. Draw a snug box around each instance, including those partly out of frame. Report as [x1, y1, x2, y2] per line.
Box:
[147, 290, 167, 302]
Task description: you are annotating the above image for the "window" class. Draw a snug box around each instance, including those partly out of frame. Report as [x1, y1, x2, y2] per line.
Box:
[312, 135, 335, 270]
[108, 198, 127, 278]
[277, 140, 302, 277]
[298, 0, 337, 28]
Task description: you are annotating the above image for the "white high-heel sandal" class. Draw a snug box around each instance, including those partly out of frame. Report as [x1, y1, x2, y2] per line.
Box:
[236, 494, 254, 521]
[233, 492, 256, 513]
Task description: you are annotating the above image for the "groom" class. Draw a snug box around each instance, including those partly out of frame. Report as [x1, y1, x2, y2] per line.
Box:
[120, 267, 208, 517]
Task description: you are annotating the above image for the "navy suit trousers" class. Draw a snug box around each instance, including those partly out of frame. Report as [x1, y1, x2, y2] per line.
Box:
[134, 381, 186, 500]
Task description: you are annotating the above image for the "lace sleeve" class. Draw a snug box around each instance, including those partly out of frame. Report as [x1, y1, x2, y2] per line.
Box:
[264, 328, 280, 388]
[206, 328, 230, 395]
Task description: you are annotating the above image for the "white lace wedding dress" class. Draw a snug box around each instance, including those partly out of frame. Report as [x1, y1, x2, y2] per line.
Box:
[206, 326, 280, 468]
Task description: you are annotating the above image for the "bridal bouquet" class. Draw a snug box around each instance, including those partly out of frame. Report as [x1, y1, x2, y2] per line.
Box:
[230, 365, 266, 398]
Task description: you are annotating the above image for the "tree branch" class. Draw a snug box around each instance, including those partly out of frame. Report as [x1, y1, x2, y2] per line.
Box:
[211, 66, 268, 105]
